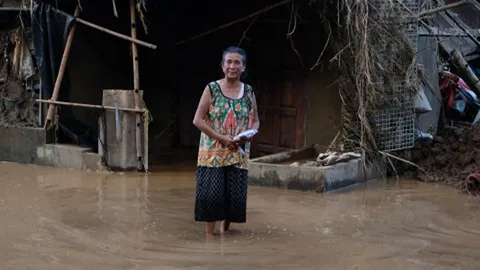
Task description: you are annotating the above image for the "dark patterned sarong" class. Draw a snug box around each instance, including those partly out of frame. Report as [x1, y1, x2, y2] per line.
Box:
[194, 166, 248, 223]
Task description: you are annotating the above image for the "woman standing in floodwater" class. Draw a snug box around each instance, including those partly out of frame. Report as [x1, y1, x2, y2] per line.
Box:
[192, 46, 260, 235]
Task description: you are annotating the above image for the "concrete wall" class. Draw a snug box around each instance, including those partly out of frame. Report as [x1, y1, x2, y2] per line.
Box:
[0, 126, 48, 164]
[0, 126, 104, 171]
[249, 145, 386, 192]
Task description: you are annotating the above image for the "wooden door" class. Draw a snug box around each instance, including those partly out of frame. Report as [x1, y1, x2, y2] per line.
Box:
[251, 72, 306, 157]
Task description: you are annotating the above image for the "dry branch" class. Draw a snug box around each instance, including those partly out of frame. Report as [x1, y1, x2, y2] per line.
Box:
[173, 0, 293, 46]
[311, 0, 419, 164]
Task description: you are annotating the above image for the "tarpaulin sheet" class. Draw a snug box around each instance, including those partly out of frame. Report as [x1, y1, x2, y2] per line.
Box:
[31, 3, 97, 150]
[31, 2, 74, 118]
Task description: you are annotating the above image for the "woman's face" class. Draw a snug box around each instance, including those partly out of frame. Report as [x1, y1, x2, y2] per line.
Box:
[222, 52, 245, 80]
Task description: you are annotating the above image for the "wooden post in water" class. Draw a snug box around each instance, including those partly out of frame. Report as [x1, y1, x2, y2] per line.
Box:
[130, 0, 144, 171]
[44, 5, 80, 129]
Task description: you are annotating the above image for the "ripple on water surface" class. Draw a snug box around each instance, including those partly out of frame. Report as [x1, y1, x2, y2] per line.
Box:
[1, 163, 480, 269]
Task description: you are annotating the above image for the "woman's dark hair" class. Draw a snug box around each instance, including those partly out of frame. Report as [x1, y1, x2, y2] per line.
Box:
[222, 46, 247, 65]
[222, 46, 248, 81]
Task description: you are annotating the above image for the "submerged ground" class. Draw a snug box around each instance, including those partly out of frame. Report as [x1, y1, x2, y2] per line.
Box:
[1, 162, 480, 269]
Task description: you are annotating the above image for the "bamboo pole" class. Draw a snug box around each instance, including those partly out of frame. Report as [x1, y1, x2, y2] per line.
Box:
[144, 117, 149, 172]
[76, 17, 157, 49]
[418, 0, 469, 18]
[451, 49, 480, 97]
[53, 8, 157, 49]
[43, 5, 80, 129]
[36, 99, 146, 113]
[130, 0, 144, 171]
[0, 7, 30, 11]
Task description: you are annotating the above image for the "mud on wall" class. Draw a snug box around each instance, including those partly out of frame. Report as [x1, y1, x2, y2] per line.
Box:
[305, 67, 341, 148]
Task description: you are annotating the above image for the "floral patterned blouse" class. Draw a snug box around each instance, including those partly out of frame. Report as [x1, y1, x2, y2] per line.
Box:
[197, 81, 255, 169]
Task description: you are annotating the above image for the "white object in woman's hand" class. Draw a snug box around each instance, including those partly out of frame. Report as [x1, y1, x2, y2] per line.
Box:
[233, 129, 258, 142]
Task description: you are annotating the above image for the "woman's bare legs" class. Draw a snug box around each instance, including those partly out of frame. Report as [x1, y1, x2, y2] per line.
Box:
[206, 222, 216, 235]
[220, 220, 230, 233]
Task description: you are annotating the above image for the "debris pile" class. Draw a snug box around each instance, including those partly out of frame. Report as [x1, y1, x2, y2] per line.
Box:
[290, 151, 361, 167]
[0, 24, 39, 127]
[415, 123, 480, 194]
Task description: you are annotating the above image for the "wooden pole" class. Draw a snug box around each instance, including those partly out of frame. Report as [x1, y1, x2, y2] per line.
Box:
[0, 7, 30, 11]
[144, 113, 149, 172]
[43, 5, 80, 129]
[451, 49, 480, 97]
[130, 0, 144, 171]
[36, 99, 146, 113]
[52, 8, 157, 49]
[75, 17, 157, 49]
[418, 0, 469, 18]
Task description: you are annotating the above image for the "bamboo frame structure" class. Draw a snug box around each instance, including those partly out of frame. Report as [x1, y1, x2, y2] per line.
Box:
[32, 2, 154, 172]
[130, 0, 144, 171]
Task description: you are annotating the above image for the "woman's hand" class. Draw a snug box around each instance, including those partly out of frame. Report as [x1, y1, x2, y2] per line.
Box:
[218, 134, 238, 151]
[235, 136, 253, 145]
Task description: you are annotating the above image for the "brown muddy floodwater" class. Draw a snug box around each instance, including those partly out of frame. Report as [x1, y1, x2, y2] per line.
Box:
[1, 162, 480, 270]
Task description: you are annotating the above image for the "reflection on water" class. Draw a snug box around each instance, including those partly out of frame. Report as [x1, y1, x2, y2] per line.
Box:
[1, 162, 480, 269]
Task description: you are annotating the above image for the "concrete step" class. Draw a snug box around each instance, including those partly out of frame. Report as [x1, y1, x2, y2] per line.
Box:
[36, 144, 106, 171]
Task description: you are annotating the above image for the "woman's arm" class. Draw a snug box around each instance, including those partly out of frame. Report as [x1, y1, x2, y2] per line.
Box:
[251, 92, 260, 130]
[193, 85, 233, 147]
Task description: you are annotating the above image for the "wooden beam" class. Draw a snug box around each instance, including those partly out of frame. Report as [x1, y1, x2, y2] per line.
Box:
[173, 0, 293, 47]
[54, 8, 157, 49]
[36, 99, 146, 113]
[418, 0, 470, 18]
[76, 17, 157, 49]
[0, 7, 29, 11]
